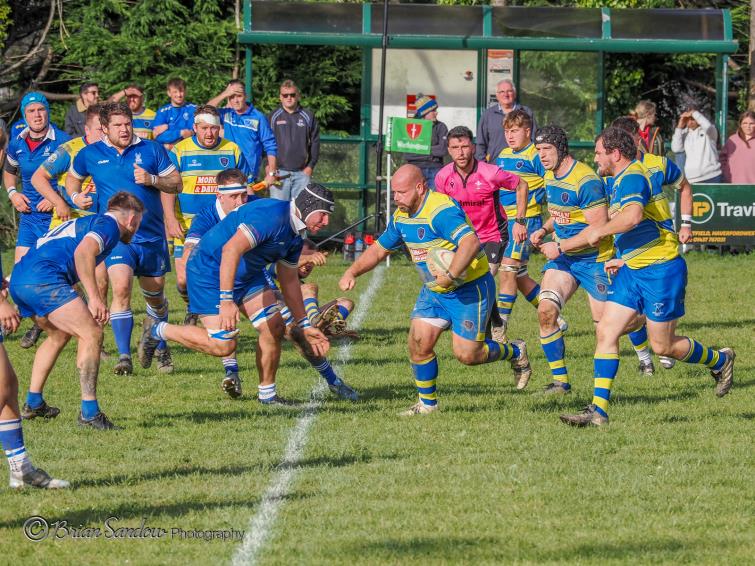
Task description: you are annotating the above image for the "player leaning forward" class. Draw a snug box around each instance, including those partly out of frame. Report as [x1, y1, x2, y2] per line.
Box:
[138, 186, 333, 404]
[560, 127, 735, 427]
[340, 164, 531, 416]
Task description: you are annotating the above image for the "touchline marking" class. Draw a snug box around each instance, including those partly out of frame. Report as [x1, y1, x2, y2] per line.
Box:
[232, 265, 387, 566]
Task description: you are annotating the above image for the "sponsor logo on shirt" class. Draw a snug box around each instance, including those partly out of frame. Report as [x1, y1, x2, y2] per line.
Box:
[193, 176, 218, 194]
[409, 247, 428, 263]
[97, 159, 110, 165]
[551, 209, 571, 225]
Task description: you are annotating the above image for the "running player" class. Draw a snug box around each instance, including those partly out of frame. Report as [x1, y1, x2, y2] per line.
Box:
[162, 105, 247, 326]
[65, 102, 182, 376]
[560, 127, 735, 427]
[10, 193, 144, 430]
[434, 125, 529, 347]
[529, 126, 614, 395]
[3, 92, 71, 349]
[340, 164, 531, 415]
[496, 109, 567, 343]
[138, 186, 332, 405]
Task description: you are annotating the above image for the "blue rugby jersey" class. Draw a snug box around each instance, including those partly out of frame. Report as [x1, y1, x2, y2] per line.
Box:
[13, 214, 121, 285]
[544, 160, 613, 261]
[70, 136, 175, 243]
[495, 143, 547, 218]
[5, 125, 71, 211]
[188, 199, 303, 287]
[218, 105, 277, 178]
[153, 102, 197, 145]
[606, 160, 679, 269]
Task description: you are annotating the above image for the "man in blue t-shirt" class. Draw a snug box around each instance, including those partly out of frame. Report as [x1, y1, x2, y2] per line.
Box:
[9, 192, 144, 430]
[66, 102, 182, 376]
[152, 78, 196, 149]
[140, 185, 334, 405]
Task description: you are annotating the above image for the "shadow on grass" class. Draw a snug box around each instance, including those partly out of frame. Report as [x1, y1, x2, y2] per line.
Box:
[71, 463, 268, 489]
[352, 536, 501, 561]
[678, 319, 755, 331]
[138, 407, 299, 428]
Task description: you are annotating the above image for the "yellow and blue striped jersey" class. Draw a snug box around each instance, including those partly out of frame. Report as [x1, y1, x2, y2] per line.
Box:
[169, 136, 247, 215]
[376, 191, 489, 288]
[607, 160, 679, 269]
[544, 160, 612, 261]
[133, 108, 156, 140]
[495, 143, 546, 218]
[41, 136, 96, 226]
[640, 152, 684, 195]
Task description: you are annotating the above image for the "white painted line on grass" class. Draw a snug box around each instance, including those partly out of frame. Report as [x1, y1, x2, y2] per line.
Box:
[232, 264, 387, 566]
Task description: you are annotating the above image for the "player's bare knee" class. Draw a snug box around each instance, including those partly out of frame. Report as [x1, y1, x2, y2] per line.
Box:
[649, 336, 674, 357]
[211, 340, 237, 358]
[337, 298, 354, 311]
[301, 282, 318, 297]
[453, 348, 478, 366]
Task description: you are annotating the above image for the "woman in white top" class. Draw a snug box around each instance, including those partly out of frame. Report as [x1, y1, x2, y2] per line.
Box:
[671, 108, 722, 183]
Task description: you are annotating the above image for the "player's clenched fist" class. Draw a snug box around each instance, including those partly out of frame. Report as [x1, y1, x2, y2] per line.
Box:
[339, 270, 356, 291]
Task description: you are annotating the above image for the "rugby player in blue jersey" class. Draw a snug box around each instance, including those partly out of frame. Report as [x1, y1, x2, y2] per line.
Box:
[560, 128, 735, 427]
[0, 259, 69, 488]
[65, 102, 182, 376]
[139, 185, 332, 405]
[9, 193, 144, 430]
[3, 92, 71, 349]
[340, 164, 531, 416]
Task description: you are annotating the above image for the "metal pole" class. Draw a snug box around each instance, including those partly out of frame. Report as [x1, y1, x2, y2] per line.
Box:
[385, 151, 392, 267]
[374, 0, 389, 234]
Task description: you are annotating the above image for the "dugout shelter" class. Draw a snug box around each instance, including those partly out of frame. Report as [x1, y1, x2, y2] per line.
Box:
[239, 2, 738, 234]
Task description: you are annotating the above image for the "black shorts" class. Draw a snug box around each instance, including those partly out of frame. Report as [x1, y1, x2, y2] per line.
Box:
[482, 240, 507, 265]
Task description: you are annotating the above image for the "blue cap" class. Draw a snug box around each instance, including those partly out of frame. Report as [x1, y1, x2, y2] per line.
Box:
[20, 91, 50, 119]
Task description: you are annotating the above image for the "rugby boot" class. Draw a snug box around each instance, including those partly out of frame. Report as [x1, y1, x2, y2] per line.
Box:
[20, 401, 60, 420]
[557, 315, 569, 334]
[324, 317, 359, 340]
[328, 378, 359, 401]
[510, 339, 532, 390]
[137, 317, 161, 369]
[222, 372, 243, 399]
[659, 356, 676, 369]
[638, 359, 655, 377]
[156, 347, 174, 374]
[543, 381, 571, 395]
[258, 395, 296, 406]
[712, 348, 735, 397]
[183, 312, 199, 326]
[491, 323, 508, 344]
[310, 303, 340, 330]
[9, 467, 70, 489]
[19, 323, 42, 349]
[399, 400, 437, 416]
[78, 411, 122, 430]
[113, 354, 133, 376]
[559, 404, 608, 427]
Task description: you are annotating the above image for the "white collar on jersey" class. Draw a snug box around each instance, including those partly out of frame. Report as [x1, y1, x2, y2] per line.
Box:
[289, 203, 307, 236]
[18, 126, 57, 142]
[102, 134, 141, 149]
[215, 199, 228, 221]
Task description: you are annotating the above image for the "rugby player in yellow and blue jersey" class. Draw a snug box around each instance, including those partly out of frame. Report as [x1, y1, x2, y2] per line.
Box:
[108, 84, 156, 140]
[495, 109, 567, 345]
[529, 126, 613, 395]
[162, 105, 247, 324]
[339, 164, 531, 416]
[560, 127, 735, 427]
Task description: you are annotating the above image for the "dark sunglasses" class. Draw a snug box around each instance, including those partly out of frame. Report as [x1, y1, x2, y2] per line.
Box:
[280, 93, 297, 98]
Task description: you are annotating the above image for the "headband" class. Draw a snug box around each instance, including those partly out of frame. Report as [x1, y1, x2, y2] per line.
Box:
[195, 113, 220, 126]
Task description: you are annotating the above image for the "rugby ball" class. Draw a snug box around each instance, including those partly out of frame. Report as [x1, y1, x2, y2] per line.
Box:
[426, 248, 466, 279]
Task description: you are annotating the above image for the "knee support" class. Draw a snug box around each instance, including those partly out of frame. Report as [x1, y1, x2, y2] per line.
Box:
[250, 303, 282, 330]
[206, 328, 240, 341]
[498, 264, 519, 274]
[516, 265, 529, 278]
[538, 289, 563, 312]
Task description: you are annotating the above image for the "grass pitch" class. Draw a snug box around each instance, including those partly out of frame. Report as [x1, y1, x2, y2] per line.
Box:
[0, 251, 752, 564]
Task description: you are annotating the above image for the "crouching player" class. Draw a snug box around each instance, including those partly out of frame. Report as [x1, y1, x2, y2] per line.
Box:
[340, 164, 531, 415]
[138, 187, 331, 405]
[1, 261, 69, 488]
[560, 127, 735, 427]
[10, 193, 144, 430]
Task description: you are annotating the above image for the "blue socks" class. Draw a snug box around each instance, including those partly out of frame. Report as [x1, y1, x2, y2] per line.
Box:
[111, 310, 134, 356]
[26, 391, 43, 410]
[81, 399, 100, 420]
[312, 359, 338, 385]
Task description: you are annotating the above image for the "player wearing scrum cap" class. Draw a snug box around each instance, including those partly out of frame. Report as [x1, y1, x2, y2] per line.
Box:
[138, 183, 333, 405]
[161, 105, 248, 332]
[340, 164, 531, 416]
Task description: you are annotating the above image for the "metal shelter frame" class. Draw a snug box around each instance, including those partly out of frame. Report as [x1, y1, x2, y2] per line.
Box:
[238, 2, 738, 230]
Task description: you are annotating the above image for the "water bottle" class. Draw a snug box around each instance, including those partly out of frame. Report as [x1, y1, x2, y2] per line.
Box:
[364, 233, 375, 247]
[343, 233, 355, 263]
[354, 236, 365, 261]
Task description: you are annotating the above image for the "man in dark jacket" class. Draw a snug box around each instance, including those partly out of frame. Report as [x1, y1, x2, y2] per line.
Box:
[475, 79, 536, 163]
[64, 82, 99, 137]
[403, 95, 448, 190]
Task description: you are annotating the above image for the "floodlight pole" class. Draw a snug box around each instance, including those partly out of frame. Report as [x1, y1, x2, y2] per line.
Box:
[374, 0, 389, 235]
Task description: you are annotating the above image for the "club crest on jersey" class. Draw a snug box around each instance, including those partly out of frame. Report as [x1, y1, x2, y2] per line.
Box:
[560, 192, 569, 204]
[417, 227, 425, 240]
[297, 119, 305, 127]
[406, 123, 423, 140]
[219, 157, 230, 167]
[244, 118, 259, 131]
[597, 283, 607, 294]
[516, 160, 524, 170]
[474, 180, 483, 190]
[135, 153, 143, 165]
[462, 320, 474, 331]
[183, 112, 189, 120]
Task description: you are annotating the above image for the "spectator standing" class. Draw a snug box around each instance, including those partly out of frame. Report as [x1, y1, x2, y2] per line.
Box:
[152, 78, 196, 149]
[720, 111, 755, 184]
[268, 80, 320, 200]
[671, 108, 722, 183]
[64, 82, 99, 137]
[475, 79, 536, 163]
[403, 94, 448, 190]
[632, 100, 664, 156]
[208, 79, 277, 184]
[109, 84, 156, 140]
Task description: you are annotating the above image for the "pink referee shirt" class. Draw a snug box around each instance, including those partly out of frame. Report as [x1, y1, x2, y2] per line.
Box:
[434, 160, 520, 243]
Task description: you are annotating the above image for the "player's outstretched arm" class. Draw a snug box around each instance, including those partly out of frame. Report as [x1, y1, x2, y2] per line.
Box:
[74, 237, 109, 323]
[339, 243, 389, 291]
[278, 262, 330, 358]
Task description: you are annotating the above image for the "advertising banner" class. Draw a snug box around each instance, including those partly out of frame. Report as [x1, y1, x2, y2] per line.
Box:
[385, 117, 432, 154]
[677, 184, 755, 245]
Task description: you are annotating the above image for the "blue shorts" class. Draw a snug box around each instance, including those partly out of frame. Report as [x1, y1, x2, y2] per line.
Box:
[543, 254, 610, 302]
[15, 212, 52, 248]
[187, 267, 270, 316]
[411, 272, 495, 342]
[105, 239, 170, 277]
[607, 257, 686, 322]
[10, 274, 78, 319]
[503, 216, 542, 262]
